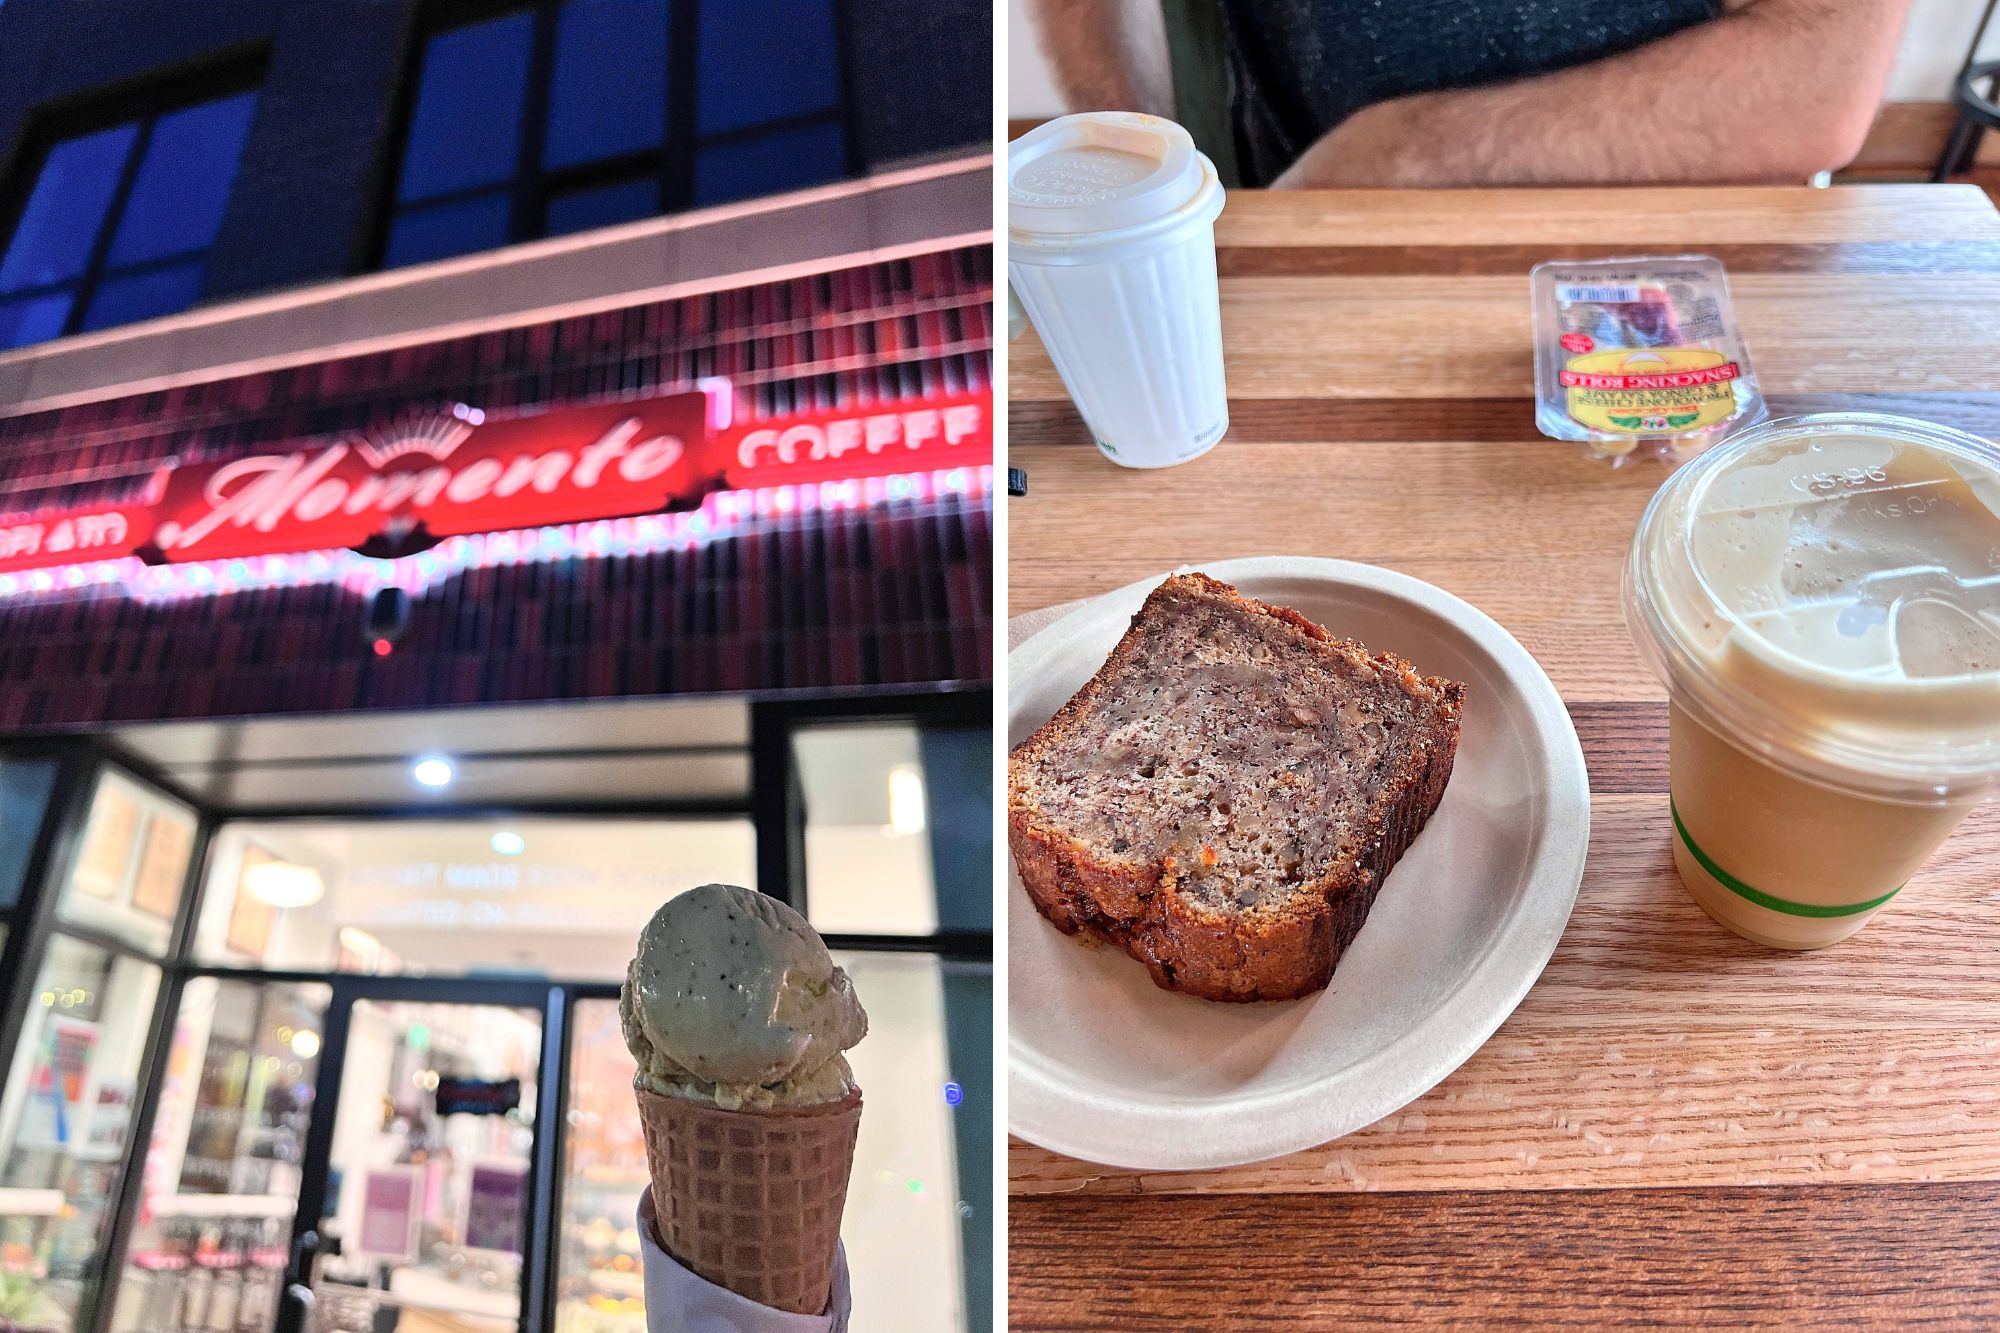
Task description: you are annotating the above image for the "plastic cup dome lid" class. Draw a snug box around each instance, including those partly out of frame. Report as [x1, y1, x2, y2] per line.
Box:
[1008, 112, 1213, 242]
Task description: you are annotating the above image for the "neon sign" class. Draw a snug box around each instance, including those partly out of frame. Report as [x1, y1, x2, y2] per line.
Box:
[0, 384, 992, 579]
[0, 466, 990, 605]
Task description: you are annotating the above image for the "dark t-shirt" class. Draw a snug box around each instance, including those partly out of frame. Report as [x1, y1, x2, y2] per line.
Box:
[1216, 0, 1724, 184]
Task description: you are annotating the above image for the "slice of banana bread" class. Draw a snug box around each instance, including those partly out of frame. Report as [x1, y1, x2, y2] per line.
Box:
[1009, 573, 1465, 1002]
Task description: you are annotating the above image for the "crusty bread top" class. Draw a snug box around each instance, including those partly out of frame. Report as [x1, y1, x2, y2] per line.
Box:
[1009, 573, 1465, 921]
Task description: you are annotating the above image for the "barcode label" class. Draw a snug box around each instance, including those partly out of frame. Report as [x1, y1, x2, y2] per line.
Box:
[1556, 283, 1642, 304]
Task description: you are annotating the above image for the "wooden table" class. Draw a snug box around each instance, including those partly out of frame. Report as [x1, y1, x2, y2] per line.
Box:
[1007, 186, 2000, 1329]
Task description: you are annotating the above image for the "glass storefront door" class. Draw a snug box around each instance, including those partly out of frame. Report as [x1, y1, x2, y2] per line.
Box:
[109, 977, 332, 1333]
[277, 987, 548, 1333]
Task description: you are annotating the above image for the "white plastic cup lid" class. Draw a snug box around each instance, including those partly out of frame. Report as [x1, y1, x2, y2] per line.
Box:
[1008, 112, 1218, 247]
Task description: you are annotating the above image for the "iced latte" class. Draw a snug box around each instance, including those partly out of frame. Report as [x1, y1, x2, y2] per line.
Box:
[1627, 414, 2000, 947]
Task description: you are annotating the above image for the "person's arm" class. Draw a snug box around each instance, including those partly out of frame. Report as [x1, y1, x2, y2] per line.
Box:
[1274, 0, 1911, 188]
[1025, 0, 1175, 117]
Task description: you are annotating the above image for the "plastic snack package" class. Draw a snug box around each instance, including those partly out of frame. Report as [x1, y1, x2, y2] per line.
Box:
[1531, 256, 1766, 467]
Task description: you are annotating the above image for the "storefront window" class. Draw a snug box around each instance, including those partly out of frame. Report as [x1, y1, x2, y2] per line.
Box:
[834, 951, 980, 1332]
[0, 86, 260, 348]
[191, 818, 754, 980]
[107, 978, 329, 1333]
[557, 953, 985, 1333]
[794, 723, 992, 936]
[384, 0, 850, 268]
[0, 757, 59, 913]
[0, 936, 163, 1333]
[55, 769, 198, 957]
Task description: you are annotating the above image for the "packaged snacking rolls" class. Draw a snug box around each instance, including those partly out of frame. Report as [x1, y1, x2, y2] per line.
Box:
[1532, 256, 1766, 467]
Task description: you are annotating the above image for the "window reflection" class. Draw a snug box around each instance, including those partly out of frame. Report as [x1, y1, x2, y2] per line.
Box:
[0, 126, 135, 292]
[80, 260, 206, 332]
[695, 122, 848, 208]
[794, 722, 992, 935]
[104, 93, 257, 266]
[830, 952, 978, 1333]
[695, 0, 841, 136]
[0, 757, 59, 911]
[395, 11, 533, 202]
[384, 193, 514, 270]
[0, 937, 163, 1333]
[384, 0, 849, 269]
[546, 177, 661, 237]
[0, 88, 258, 348]
[108, 979, 330, 1333]
[545, 0, 669, 169]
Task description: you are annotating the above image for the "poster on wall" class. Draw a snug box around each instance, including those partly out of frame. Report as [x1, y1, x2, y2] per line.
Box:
[72, 781, 142, 901]
[131, 811, 195, 921]
[17, 1016, 100, 1148]
[226, 846, 278, 960]
[81, 1078, 136, 1159]
[465, 1163, 527, 1253]
[357, 1167, 423, 1260]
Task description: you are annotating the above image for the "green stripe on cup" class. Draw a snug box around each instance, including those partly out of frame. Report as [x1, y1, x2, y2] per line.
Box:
[1670, 798, 1903, 918]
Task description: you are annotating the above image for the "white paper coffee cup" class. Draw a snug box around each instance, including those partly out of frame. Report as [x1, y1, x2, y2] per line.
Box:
[1008, 113, 1227, 469]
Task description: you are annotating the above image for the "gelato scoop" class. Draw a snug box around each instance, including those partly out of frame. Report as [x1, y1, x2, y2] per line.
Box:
[620, 884, 867, 1110]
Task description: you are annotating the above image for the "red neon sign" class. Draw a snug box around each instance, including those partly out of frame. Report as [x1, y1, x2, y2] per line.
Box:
[721, 391, 991, 488]
[0, 383, 991, 577]
[0, 502, 154, 574]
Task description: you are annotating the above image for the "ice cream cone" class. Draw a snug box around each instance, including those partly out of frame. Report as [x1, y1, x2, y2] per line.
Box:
[636, 1084, 862, 1316]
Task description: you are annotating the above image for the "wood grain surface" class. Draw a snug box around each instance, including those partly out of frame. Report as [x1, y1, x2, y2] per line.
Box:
[1007, 186, 2000, 1327]
[1011, 1185, 2000, 1329]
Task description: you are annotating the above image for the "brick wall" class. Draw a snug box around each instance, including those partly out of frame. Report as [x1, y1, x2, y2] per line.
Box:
[0, 244, 994, 731]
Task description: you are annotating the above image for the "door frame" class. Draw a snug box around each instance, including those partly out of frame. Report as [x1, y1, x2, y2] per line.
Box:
[260, 971, 561, 1333]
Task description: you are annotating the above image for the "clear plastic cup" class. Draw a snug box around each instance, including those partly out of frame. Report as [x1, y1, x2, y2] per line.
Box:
[1627, 413, 2000, 947]
[1008, 113, 1227, 469]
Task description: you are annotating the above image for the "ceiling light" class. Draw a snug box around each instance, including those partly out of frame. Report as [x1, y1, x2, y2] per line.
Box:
[247, 860, 325, 909]
[491, 830, 526, 856]
[888, 765, 927, 836]
[339, 926, 382, 958]
[290, 1030, 322, 1059]
[412, 756, 454, 788]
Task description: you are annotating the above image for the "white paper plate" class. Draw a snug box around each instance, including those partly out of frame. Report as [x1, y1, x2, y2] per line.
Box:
[1007, 557, 1590, 1170]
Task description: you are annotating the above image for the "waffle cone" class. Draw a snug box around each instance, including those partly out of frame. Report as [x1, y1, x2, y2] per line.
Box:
[635, 1084, 861, 1316]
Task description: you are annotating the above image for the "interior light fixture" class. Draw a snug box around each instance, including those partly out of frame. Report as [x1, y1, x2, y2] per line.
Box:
[412, 756, 455, 788]
[888, 765, 927, 836]
[290, 1029, 322, 1059]
[491, 830, 526, 856]
[246, 860, 326, 909]
[337, 926, 383, 967]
